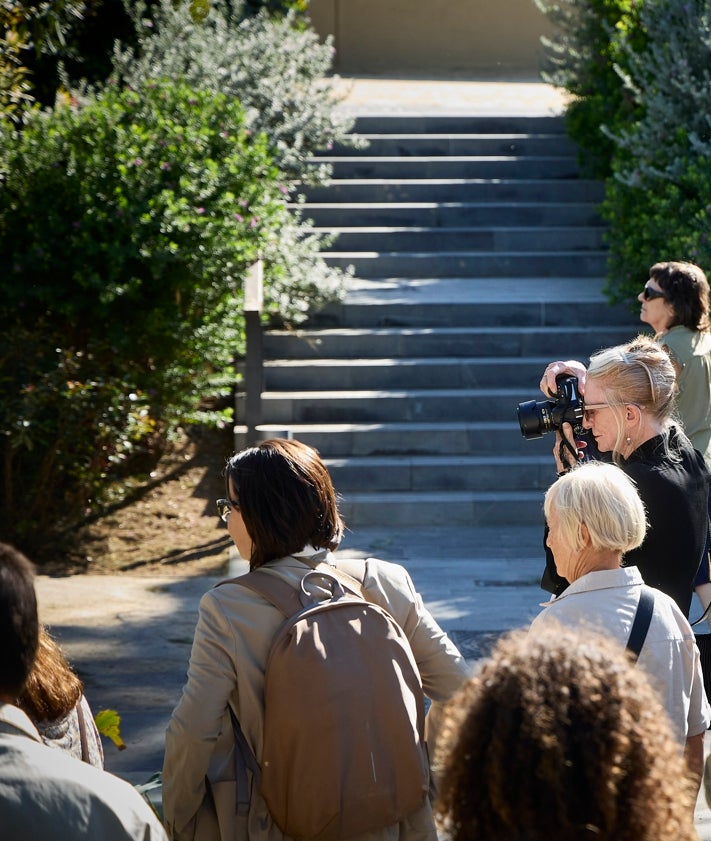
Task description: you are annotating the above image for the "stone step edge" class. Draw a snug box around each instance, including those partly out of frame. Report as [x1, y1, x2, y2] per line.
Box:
[265, 324, 631, 337]
[323, 454, 552, 466]
[314, 225, 607, 233]
[257, 356, 567, 367]
[325, 249, 608, 257]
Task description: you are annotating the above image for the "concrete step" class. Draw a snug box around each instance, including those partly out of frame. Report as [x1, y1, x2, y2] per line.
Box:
[262, 324, 635, 360]
[233, 421, 547, 457]
[239, 386, 573, 424]
[311, 280, 638, 328]
[338, 490, 546, 527]
[320, 156, 580, 179]
[324, 134, 578, 157]
[325, 454, 555, 492]
[259, 356, 557, 390]
[324, 251, 608, 278]
[351, 115, 568, 134]
[299, 202, 605, 227]
[319, 226, 606, 252]
[301, 179, 605, 203]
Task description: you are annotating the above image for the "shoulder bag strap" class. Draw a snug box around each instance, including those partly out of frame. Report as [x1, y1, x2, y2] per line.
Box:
[75, 698, 90, 764]
[626, 587, 655, 660]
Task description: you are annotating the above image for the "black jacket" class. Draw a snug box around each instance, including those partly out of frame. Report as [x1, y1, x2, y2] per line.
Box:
[542, 426, 710, 618]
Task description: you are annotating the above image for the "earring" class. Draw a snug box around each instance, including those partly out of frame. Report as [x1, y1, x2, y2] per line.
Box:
[626, 435, 632, 445]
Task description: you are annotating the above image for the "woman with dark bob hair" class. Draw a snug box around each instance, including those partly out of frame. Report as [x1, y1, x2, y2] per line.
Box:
[162, 438, 469, 841]
[639, 261, 711, 614]
[435, 624, 699, 841]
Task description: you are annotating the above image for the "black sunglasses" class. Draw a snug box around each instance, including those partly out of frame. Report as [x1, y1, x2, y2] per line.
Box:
[216, 497, 240, 522]
[642, 283, 669, 301]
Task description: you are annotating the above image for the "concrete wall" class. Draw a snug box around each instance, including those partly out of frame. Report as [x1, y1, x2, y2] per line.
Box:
[309, 0, 552, 76]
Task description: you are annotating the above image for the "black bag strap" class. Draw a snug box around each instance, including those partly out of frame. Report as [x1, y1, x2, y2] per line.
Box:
[228, 705, 261, 816]
[691, 599, 711, 628]
[626, 587, 655, 659]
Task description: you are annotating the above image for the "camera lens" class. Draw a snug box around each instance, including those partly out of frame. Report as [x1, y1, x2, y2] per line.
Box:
[517, 399, 554, 439]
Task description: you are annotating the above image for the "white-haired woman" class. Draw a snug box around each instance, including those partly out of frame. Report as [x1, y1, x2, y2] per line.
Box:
[529, 461, 709, 792]
[539, 334, 710, 617]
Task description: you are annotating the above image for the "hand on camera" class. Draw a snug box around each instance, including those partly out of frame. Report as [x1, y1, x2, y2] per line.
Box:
[540, 360, 587, 397]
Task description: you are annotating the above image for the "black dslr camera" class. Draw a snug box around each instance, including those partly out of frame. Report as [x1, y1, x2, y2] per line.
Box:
[517, 375, 584, 440]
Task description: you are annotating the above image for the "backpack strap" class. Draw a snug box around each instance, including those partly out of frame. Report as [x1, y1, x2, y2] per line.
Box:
[228, 705, 262, 816]
[236, 571, 305, 618]
[626, 586, 655, 660]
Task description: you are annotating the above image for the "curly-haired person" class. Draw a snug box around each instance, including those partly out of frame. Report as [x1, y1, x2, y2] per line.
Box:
[435, 624, 698, 841]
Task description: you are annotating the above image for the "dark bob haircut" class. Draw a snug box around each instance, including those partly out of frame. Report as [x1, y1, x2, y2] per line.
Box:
[224, 438, 344, 569]
[650, 260, 710, 331]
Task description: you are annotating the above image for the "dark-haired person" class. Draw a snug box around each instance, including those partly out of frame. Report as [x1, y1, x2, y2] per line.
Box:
[0, 543, 168, 840]
[435, 624, 699, 841]
[639, 261, 711, 616]
[162, 438, 469, 841]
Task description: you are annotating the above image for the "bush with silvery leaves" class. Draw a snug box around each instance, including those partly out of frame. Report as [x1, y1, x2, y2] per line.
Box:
[601, 0, 711, 301]
[113, 0, 358, 185]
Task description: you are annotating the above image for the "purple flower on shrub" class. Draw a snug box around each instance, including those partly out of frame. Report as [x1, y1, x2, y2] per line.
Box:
[196, 207, 205, 215]
[133, 158, 144, 166]
[161, 162, 171, 171]
[278, 185, 289, 194]
[234, 213, 244, 222]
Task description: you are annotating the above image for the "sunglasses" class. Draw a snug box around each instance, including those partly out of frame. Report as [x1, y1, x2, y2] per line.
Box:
[641, 283, 669, 301]
[216, 497, 240, 522]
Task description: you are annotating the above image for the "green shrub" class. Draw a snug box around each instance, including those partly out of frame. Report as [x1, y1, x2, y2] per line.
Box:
[601, 0, 711, 302]
[534, 0, 642, 177]
[113, 0, 356, 184]
[0, 77, 307, 555]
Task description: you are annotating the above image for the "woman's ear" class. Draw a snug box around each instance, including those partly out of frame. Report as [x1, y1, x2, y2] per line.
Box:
[579, 522, 592, 548]
[626, 403, 641, 424]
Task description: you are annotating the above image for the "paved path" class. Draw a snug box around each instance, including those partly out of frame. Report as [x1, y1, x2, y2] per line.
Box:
[35, 524, 711, 835]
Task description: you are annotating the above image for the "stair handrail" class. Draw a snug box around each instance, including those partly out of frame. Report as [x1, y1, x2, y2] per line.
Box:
[243, 255, 264, 444]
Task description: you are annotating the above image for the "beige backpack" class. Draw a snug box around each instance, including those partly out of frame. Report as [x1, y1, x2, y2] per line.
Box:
[231, 561, 430, 841]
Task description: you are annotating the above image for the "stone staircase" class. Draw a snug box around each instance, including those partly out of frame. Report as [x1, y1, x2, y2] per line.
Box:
[234, 114, 638, 527]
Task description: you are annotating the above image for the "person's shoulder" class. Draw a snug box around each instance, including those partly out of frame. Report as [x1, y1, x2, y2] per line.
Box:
[0, 736, 166, 838]
[336, 556, 417, 602]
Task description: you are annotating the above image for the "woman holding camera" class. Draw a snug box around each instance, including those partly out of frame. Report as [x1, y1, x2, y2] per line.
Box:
[539, 334, 709, 617]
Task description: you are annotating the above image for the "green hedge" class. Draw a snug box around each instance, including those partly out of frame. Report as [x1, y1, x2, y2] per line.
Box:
[0, 78, 284, 554]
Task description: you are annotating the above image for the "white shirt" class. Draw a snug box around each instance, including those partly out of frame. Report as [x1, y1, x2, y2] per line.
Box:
[0, 703, 167, 840]
[529, 566, 710, 740]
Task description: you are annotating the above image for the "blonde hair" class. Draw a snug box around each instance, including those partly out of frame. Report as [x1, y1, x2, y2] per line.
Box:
[436, 624, 698, 841]
[544, 462, 647, 554]
[586, 335, 678, 459]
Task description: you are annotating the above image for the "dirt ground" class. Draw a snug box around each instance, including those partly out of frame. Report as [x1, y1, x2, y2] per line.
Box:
[67, 426, 236, 577]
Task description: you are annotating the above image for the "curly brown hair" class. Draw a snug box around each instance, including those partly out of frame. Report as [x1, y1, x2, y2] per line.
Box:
[435, 624, 697, 841]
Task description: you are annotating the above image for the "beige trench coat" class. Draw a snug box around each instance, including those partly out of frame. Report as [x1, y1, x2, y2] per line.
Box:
[162, 550, 470, 841]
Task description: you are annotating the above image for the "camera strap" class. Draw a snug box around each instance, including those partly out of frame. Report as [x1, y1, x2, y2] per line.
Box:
[558, 433, 580, 468]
